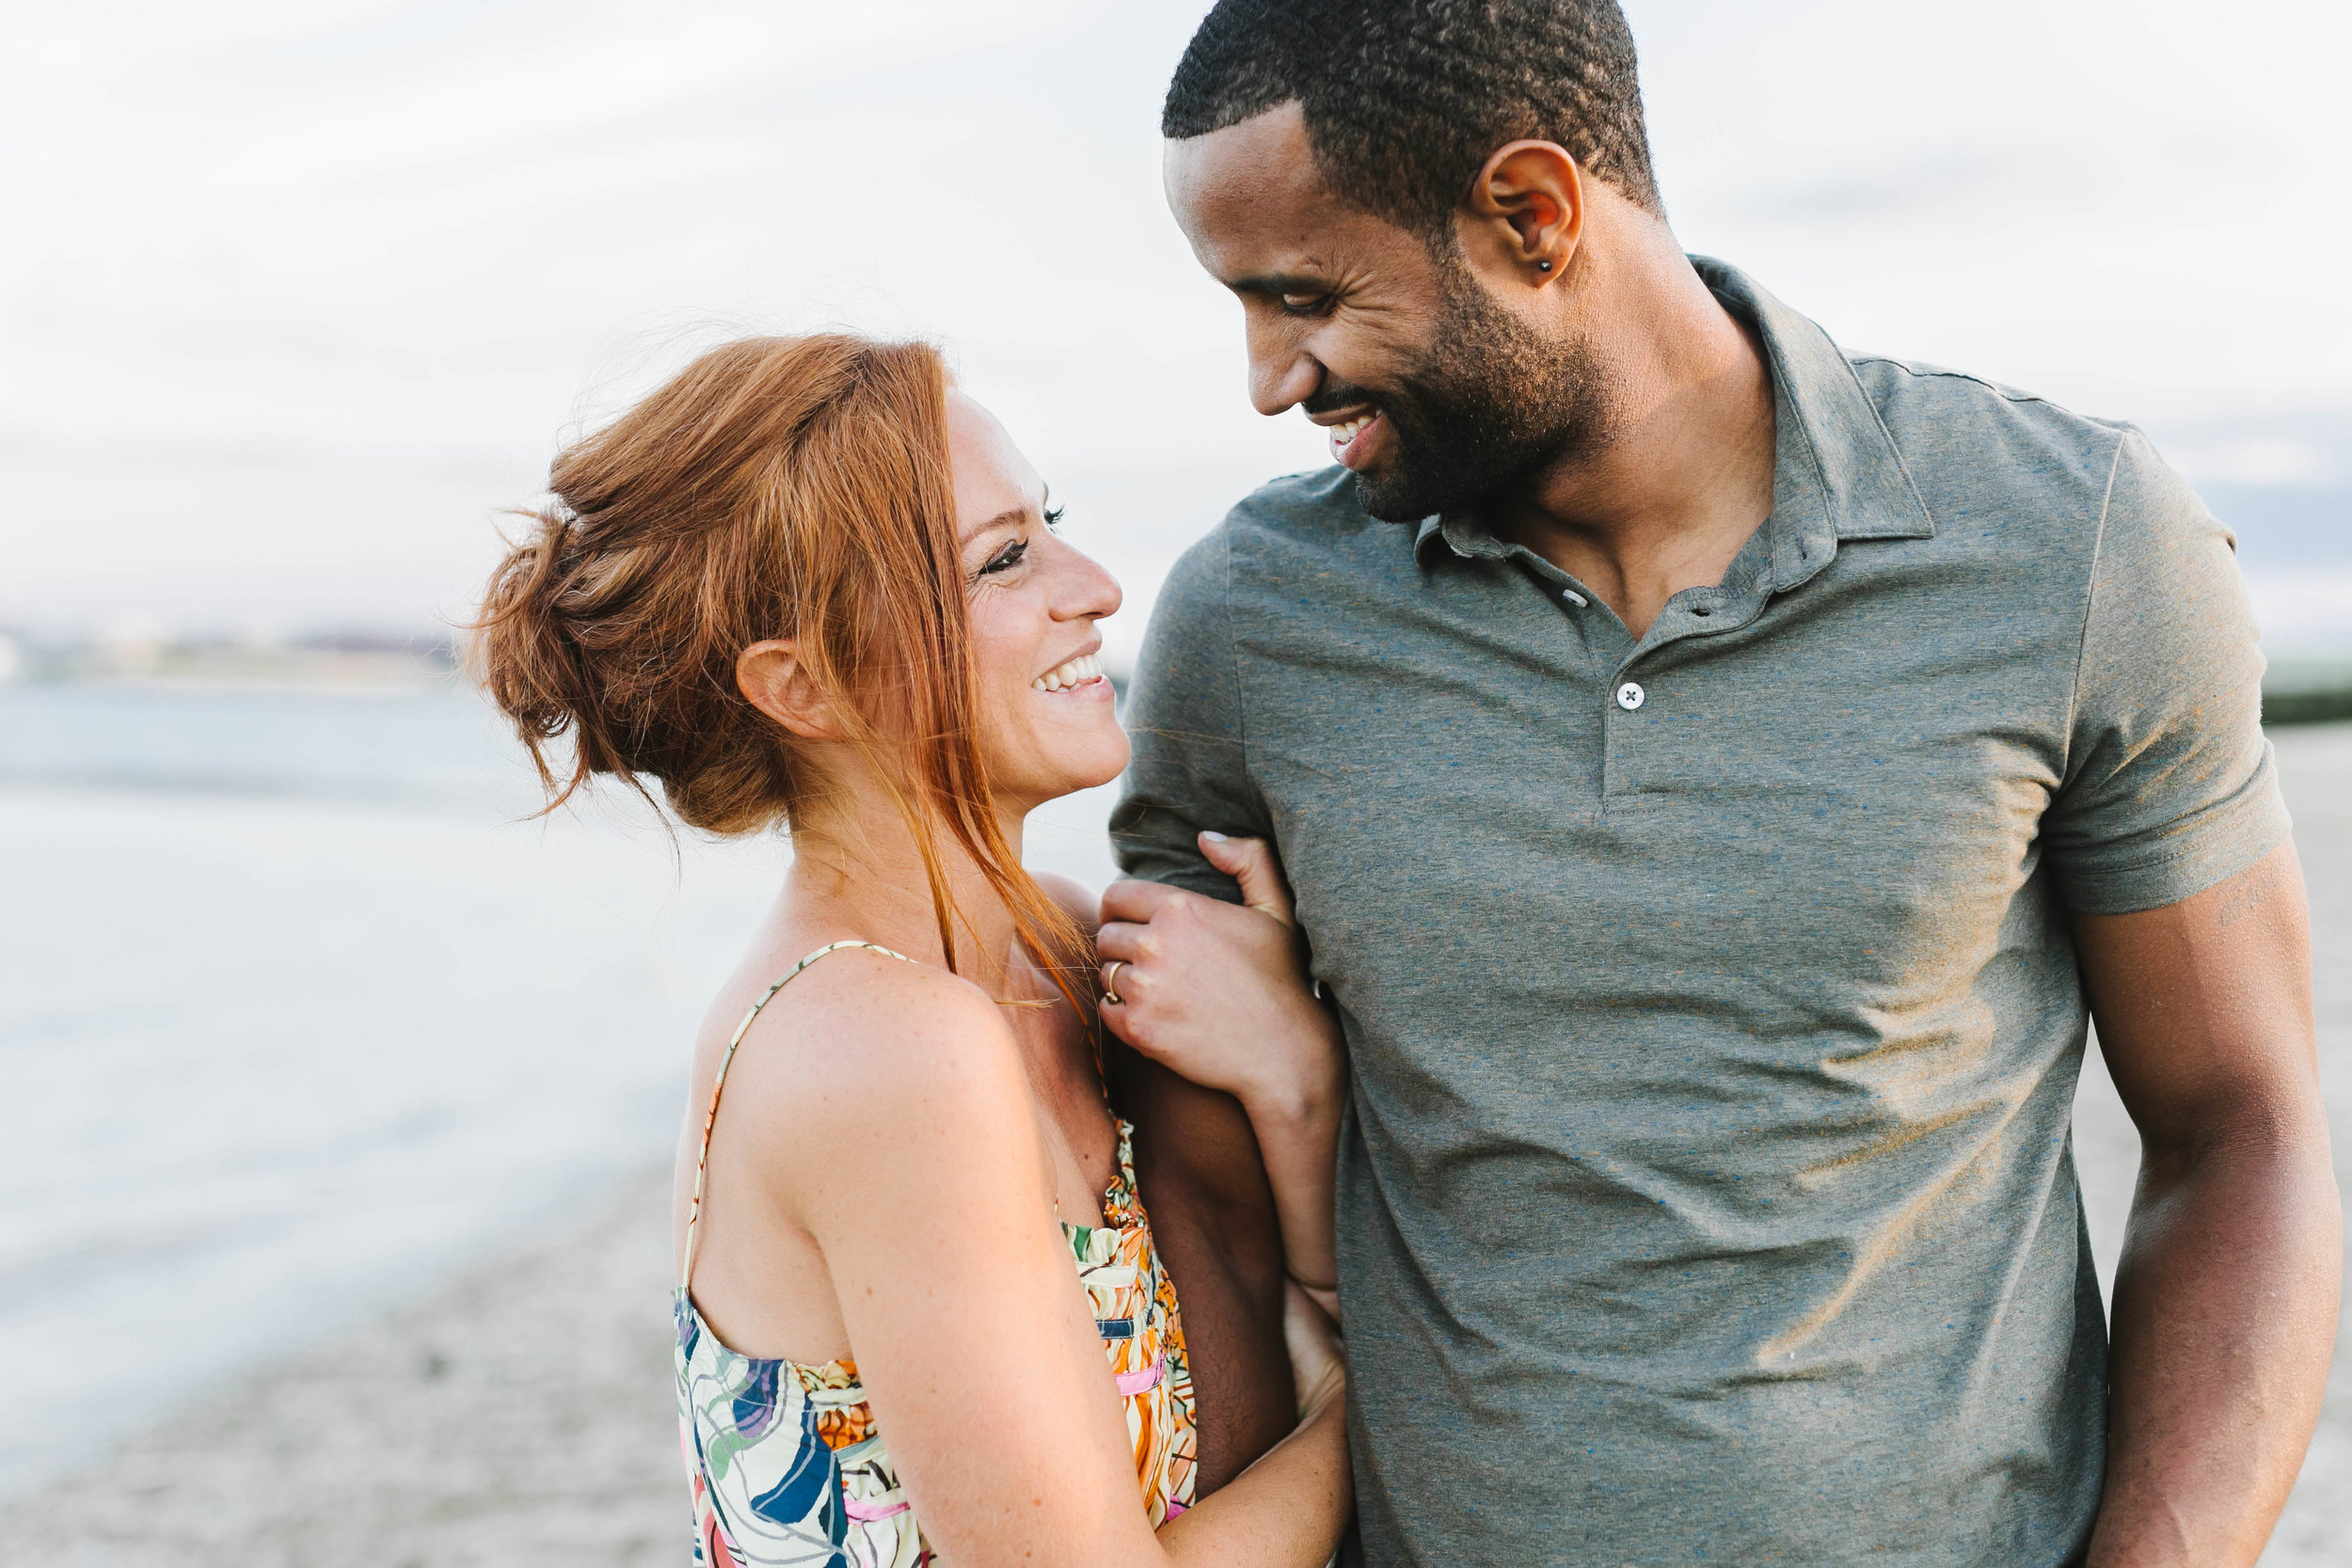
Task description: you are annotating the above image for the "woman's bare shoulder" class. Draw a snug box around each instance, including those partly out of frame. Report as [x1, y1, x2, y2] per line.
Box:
[699, 946, 1033, 1166]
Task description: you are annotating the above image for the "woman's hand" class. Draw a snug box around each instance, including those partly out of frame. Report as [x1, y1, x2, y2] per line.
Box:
[1282, 1280, 1347, 1423]
[1095, 833, 1340, 1121]
[1098, 833, 1346, 1311]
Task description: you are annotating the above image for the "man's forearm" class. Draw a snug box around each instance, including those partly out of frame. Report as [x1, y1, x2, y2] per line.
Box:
[2090, 1124, 2341, 1566]
[1111, 1042, 1297, 1494]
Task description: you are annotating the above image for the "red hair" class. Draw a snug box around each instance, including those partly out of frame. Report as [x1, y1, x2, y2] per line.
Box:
[473, 333, 1090, 1006]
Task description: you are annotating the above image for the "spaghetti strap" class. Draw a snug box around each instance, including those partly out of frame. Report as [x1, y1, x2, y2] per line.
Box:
[678, 940, 916, 1291]
[670, 942, 1200, 1556]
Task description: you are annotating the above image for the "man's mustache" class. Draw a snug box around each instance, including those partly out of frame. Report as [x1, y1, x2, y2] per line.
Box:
[1302, 378, 1392, 419]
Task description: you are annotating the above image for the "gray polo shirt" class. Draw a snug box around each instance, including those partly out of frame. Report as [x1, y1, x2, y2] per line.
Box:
[1112, 259, 2289, 1566]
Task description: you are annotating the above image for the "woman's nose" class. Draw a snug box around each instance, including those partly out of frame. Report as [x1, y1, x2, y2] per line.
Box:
[1054, 540, 1122, 622]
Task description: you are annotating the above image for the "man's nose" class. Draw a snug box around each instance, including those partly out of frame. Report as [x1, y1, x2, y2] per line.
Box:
[1246, 324, 1323, 419]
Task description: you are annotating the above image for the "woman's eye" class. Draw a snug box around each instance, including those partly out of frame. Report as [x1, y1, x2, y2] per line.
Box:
[1042, 505, 1064, 531]
[978, 537, 1028, 577]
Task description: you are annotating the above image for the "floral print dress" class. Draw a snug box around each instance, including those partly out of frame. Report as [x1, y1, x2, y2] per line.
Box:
[673, 942, 1199, 1567]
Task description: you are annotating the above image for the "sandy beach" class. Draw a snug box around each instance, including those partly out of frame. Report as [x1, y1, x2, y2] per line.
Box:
[0, 1165, 688, 1568]
[4, 724, 2346, 1566]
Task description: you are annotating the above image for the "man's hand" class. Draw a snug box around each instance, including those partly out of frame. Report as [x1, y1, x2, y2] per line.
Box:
[2075, 842, 2341, 1567]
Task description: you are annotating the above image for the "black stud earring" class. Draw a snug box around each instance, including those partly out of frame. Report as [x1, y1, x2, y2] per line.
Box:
[1537, 260, 1552, 272]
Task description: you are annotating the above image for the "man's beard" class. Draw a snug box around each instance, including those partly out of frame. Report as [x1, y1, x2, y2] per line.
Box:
[1324, 266, 1612, 524]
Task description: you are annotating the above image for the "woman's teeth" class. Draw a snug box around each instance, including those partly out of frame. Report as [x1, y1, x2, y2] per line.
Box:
[1331, 413, 1375, 449]
[1031, 653, 1104, 692]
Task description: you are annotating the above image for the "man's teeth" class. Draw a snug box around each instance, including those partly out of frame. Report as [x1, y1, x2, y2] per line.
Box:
[1331, 414, 1374, 447]
[1031, 653, 1104, 692]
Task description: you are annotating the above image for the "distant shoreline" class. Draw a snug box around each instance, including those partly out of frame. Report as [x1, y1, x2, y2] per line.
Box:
[0, 633, 457, 692]
[8, 664, 2351, 722]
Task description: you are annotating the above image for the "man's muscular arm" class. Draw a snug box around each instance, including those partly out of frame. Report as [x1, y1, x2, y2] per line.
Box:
[1106, 1040, 1296, 1493]
[1101, 835, 1344, 1315]
[1105, 523, 1304, 1491]
[2076, 842, 2341, 1566]
[1042, 868, 1296, 1492]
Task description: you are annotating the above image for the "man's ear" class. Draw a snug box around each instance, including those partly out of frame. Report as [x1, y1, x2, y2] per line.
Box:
[1461, 139, 1585, 284]
[737, 639, 835, 740]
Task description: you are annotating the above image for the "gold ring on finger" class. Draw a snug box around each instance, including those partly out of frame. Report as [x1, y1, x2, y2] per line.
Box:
[1102, 960, 1125, 1006]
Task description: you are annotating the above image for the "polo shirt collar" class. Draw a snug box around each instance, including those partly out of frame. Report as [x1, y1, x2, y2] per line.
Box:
[1413, 258, 1935, 584]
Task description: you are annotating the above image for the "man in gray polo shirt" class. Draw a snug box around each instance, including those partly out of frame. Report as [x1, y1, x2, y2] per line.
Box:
[1102, 3, 2342, 1564]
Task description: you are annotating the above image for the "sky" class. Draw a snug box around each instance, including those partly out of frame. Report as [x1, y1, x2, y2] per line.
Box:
[1, 0, 2346, 657]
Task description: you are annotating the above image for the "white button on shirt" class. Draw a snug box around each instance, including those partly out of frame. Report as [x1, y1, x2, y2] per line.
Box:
[1616, 682, 1646, 711]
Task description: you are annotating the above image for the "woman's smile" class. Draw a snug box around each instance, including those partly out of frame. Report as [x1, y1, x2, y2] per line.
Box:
[1031, 651, 1110, 696]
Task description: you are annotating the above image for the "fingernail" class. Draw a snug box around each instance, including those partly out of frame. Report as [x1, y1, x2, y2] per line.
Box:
[1200, 831, 1229, 842]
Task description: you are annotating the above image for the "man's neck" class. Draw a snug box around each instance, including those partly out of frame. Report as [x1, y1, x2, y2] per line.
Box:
[1490, 243, 1775, 641]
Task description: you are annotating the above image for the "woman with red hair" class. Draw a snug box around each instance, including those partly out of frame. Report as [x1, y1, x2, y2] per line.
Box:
[475, 334, 1348, 1568]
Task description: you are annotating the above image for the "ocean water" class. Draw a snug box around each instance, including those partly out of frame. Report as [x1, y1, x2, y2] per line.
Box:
[4, 684, 2345, 1549]
[0, 683, 1117, 1497]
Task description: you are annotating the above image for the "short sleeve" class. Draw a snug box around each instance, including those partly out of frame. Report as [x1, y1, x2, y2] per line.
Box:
[2042, 430, 2292, 914]
[1109, 527, 1271, 904]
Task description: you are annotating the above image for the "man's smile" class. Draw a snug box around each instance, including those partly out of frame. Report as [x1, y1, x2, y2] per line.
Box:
[1313, 405, 1391, 471]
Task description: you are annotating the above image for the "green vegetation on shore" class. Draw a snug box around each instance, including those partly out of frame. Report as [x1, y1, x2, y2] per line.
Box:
[2267, 687, 2352, 726]
[2266, 660, 2352, 727]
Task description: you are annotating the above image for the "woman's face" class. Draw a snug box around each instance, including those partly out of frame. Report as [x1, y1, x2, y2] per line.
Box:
[946, 391, 1128, 813]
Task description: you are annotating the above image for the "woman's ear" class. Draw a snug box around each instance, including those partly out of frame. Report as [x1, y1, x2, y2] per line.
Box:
[737, 639, 834, 739]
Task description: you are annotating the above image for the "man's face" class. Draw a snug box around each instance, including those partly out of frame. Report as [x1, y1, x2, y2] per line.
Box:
[1165, 102, 1604, 522]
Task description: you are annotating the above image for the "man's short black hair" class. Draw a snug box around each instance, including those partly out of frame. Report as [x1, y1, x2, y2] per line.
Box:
[1164, 0, 1661, 236]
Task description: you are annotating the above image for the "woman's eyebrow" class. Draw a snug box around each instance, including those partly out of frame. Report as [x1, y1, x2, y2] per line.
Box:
[959, 505, 1028, 547]
[959, 488, 1049, 546]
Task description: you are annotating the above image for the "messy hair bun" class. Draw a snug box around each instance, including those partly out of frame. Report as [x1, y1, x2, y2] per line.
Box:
[472, 334, 1086, 993]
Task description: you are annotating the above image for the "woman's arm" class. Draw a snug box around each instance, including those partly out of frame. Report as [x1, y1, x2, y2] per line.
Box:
[1096, 834, 1345, 1312]
[764, 958, 1350, 1567]
[1163, 1282, 1350, 1552]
